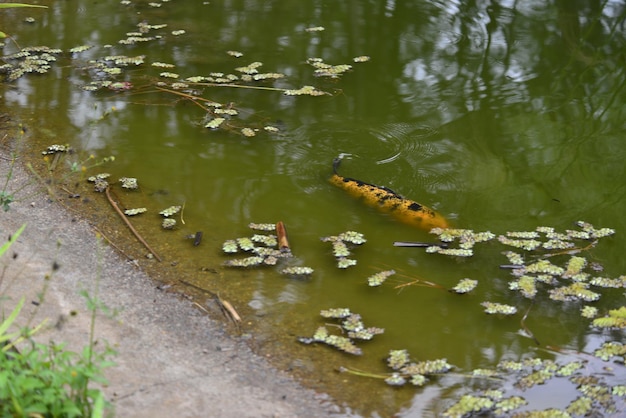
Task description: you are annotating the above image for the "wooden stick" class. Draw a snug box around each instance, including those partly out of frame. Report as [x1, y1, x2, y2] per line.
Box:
[104, 187, 162, 262]
[276, 221, 290, 251]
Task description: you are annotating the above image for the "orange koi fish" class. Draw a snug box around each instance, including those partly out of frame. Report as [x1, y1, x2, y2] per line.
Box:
[329, 156, 449, 231]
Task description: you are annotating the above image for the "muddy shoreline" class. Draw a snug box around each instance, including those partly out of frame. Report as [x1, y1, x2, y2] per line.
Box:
[0, 127, 348, 417]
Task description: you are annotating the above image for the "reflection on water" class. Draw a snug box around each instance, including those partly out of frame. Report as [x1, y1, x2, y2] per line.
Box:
[2, 0, 626, 416]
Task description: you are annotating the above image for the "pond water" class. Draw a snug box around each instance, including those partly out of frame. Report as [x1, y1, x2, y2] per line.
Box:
[2, 1, 626, 416]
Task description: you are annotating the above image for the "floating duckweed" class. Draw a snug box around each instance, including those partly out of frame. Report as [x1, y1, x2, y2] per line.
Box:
[443, 395, 495, 418]
[241, 127, 256, 137]
[612, 385, 626, 396]
[542, 239, 575, 250]
[401, 359, 453, 376]
[223, 256, 265, 267]
[518, 368, 555, 389]
[69, 45, 93, 53]
[580, 305, 598, 318]
[162, 218, 176, 229]
[252, 72, 285, 81]
[525, 260, 565, 276]
[236, 237, 255, 251]
[510, 275, 537, 299]
[332, 241, 350, 257]
[93, 178, 109, 192]
[298, 327, 363, 355]
[283, 85, 328, 96]
[549, 283, 600, 302]
[384, 373, 406, 386]
[348, 327, 384, 341]
[159, 72, 179, 79]
[337, 258, 357, 269]
[235, 61, 263, 75]
[214, 108, 238, 115]
[250, 234, 277, 247]
[248, 223, 276, 231]
[124, 208, 147, 216]
[451, 278, 478, 294]
[497, 235, 542, 251]
[222, 240, 238, 253]
[300, 309, 383, 355]
[152, 62, 175, 68]
[367, 270, 396, 287]
[494, 397, 527, 414]
[159, 205, 181, 217]
[205, 117, 225, 129]
[42, 144, 71, 155]
[305, 26, 325, 32]
[320, 308, 351, 319]
[472, 368, 499, 377]
[387, 349, 410, 370]
[353, 55, 370, 62]
[506, 231, 540, 239]
[119, 177, 138, 189]
[435, 248, 474, 257]
[591, 307, 626, 329]
[481, 302, 517, 315]
[87, 173, 110, 182]
[484, 389, 503, 400]
[410, 374, 428, 386]
[338, 231, 366, 244]
[556, 362, 583, 377]
[590, 276, 626, 288]
[281, 266, 314, 276]
[498, 360, 523, 371]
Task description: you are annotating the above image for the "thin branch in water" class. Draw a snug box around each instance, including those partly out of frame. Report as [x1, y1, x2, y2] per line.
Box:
[520, 301, 541, 346]
[104, 186, 162, 262]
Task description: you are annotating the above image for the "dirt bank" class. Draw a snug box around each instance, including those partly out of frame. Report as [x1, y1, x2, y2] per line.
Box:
[0, 132, 347, 417]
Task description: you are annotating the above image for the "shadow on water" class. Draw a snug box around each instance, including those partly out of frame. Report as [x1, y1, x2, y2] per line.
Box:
[2, 0, 626, 416]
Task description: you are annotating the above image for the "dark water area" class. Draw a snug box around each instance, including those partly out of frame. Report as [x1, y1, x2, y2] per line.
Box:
[2, 1, 626, 416]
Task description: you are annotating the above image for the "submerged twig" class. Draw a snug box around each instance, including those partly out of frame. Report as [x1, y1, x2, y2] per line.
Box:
[104, 187, 162, 262]
[276, 221, 290, 251]
[520, 301, 540, 346]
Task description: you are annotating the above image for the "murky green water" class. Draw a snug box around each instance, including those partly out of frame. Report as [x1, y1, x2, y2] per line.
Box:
[2, 1, 626, 416]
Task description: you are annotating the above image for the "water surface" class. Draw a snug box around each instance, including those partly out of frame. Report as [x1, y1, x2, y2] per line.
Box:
[2, 1, 625, 416]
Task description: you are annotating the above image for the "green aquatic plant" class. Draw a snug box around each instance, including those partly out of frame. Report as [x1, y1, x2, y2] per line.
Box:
[367, 270, 396, 287]
[451, 278, 478, 294]
[480, 302, 517, 315]
[298, 309, 383, 355]
[340, 348, 453, 389]
[124, 207, 147, 216]
[321, 231, 365, 269]
[159, 205, 181, 217]
[222, 222, 293, 268]
[119, 177, 138, 189]
[591, 306, 626, 329]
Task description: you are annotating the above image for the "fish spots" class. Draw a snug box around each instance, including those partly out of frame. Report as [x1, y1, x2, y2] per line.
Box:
[329, 159, 449, 231]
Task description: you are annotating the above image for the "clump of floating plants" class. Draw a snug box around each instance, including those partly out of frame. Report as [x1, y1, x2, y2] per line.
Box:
[298, 308, 384, 355]
[320, 231, 366, 269]
[339, 348, 453, 387]
[87, 173, 111, 192]
[450, 278, 478, 294]
[405, 222, 622, 320]
[441, 356, 626, 418]
[159, 205, 181, 229]
[0, 46, 62, 81]
[367, 270, 396, 287]
[119, 177, 138, 190]
[221, 222, 308, 274]
[425, 228, 496, 257]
